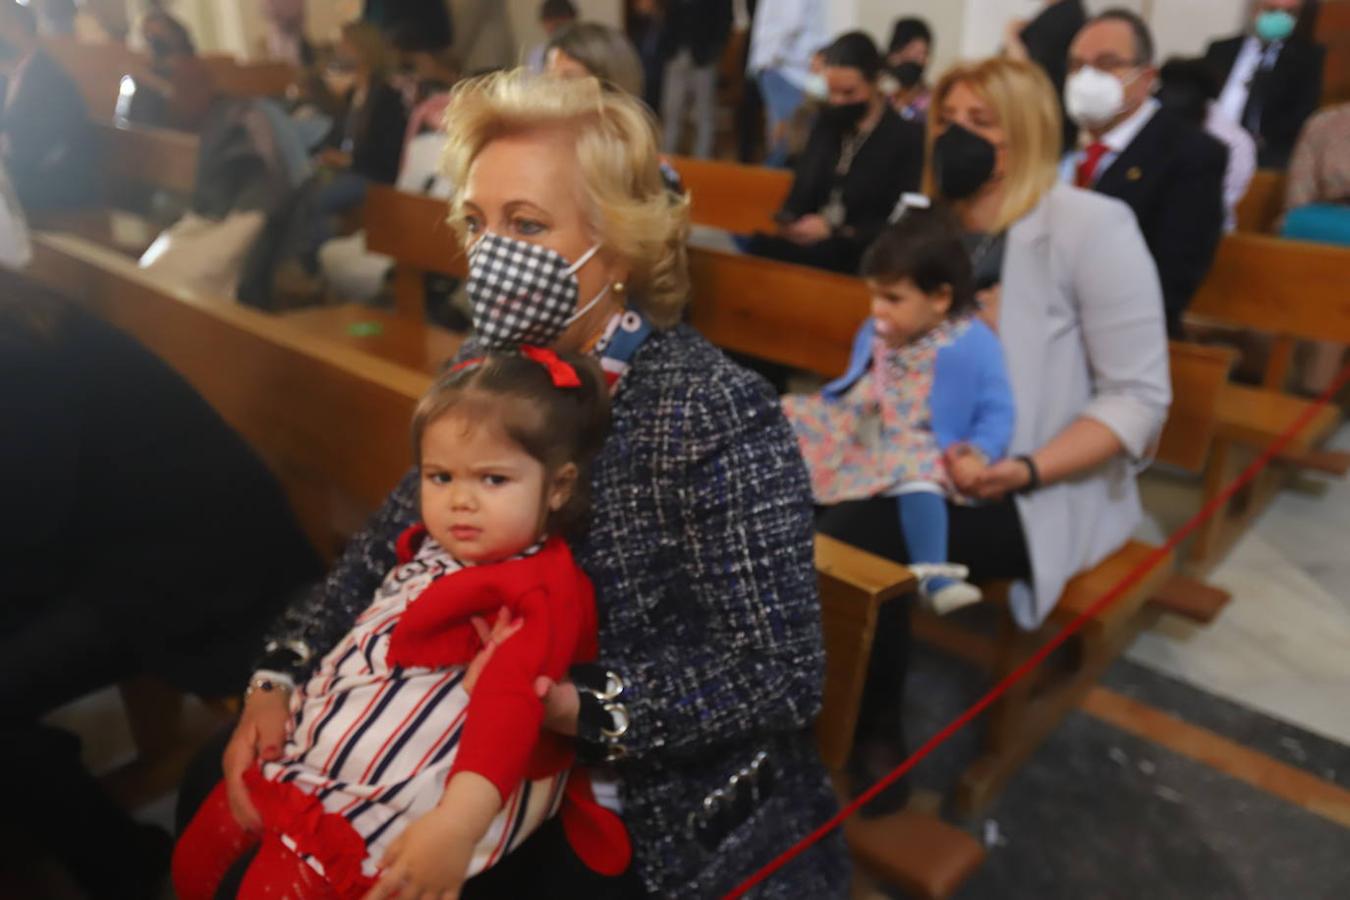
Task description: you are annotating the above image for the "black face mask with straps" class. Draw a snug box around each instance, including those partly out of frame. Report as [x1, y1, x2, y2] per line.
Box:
[932, 123, 997, 201]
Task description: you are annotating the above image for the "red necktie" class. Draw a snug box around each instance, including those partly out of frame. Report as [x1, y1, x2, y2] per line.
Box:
[1075, 142, 1111, 188]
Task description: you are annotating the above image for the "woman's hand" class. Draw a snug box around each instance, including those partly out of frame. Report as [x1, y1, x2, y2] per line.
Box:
[945, 445, 989, 496]
[782, 214, 832, 245]
[221, 686, 291, 831]
[463, 608, 523, 695]
[967, 457, 1033, 501]
[366, 807, 476, 900]
[533, 677, 580, 737]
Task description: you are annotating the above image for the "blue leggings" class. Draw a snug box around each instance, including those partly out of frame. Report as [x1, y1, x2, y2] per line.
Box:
[896, 490, 948, 567]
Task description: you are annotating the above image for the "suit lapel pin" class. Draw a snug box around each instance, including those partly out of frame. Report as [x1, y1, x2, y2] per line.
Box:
[1127, 166, 1143, 181]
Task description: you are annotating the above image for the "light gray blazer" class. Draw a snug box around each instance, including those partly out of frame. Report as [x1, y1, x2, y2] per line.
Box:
[999, 183, 1172, 628]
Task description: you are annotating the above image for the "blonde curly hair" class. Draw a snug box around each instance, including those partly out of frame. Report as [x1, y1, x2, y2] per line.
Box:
[440, 69, 691, 328]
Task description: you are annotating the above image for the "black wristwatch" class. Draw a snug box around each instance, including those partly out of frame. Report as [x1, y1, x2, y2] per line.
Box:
[572, 663, 630, 764]
[1016, 454, 1041, 494]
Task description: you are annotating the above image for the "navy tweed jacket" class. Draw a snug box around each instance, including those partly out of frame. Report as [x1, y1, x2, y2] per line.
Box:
[265, 325, 850, 897]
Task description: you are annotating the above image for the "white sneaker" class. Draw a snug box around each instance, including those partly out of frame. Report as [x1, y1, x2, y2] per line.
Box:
[926, 580, 983, 615]
[908, 564, 984, 615]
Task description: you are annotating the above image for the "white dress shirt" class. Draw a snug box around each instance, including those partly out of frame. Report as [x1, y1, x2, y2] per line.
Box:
[746, 0, 828, 89]
[1205, 103, 1257, 232]
[1059, 98, 1160, 186]
[1215, 36, 1284, 126]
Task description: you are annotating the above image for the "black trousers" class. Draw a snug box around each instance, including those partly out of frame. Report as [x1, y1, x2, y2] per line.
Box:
[744, 232, 865, 276]
[816, 497, 1032, 749]
[177, 728, 648, 899]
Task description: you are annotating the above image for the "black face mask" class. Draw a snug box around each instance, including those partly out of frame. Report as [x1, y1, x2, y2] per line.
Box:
[933, 123, 997, 200]
[892, 61, 925, 89]
[820, 100, 869, 130]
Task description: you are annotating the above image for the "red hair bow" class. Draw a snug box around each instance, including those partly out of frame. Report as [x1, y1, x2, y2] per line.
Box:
[449, 347, 581, 389]
[520, 345, 582, 388]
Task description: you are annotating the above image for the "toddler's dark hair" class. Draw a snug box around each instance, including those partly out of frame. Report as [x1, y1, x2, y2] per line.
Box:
[412, 350, 611, 538]
[860, 204, 977, 318]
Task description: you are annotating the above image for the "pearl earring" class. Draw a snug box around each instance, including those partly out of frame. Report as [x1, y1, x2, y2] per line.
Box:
[613, 281, 626, 294]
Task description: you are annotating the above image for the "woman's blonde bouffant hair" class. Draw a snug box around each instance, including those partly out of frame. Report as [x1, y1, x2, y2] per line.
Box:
[923, 58, 1062, 232]
[440, 70, 691, 328]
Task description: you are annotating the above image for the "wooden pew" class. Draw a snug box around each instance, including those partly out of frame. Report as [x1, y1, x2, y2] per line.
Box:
[96, 120, 199, 198]
[199, 56, 296, 99]
[667, 155, 792, 234]
[1185, 234, 1350, 568]
[44, 37, 151, 120]
[1234, 169, 1288, 235]
[913, 341, 1235, 814]
[45, 38, 297, 124]
[1317, 0, 1350, 106]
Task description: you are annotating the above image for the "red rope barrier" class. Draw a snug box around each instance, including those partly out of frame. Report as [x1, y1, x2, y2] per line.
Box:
[726, 360, 1350, 898]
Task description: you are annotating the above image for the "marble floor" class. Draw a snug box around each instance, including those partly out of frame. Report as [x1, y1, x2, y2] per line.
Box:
[1129, 423, 1350, 746]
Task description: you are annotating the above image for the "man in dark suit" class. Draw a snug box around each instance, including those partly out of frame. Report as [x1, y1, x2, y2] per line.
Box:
[1205, 0, 1325, 169]
[1064, 10, 1227, 336]
[0, 0, 98, 214]
[659, 0, 734, 158]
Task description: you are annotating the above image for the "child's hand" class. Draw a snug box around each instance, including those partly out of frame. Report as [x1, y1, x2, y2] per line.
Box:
[366, 807, 476, 900]
[463, 607, 523, 694]
[946, 445, 989, 496]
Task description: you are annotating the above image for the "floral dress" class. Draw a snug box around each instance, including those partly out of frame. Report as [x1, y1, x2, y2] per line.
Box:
[783, 317, 971, 504]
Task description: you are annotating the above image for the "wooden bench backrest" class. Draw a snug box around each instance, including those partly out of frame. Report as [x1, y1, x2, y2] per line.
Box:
[363, 185, 867, 378]
[45, 37, 151, 121]
[687, 247, 867, 377]
[1317, 0, 1350, 105]
[667, 156, 792, 234]
[1156, 342, 1237, 473]
[96, 121, 199, 197]
[1190, 234, 1350, 346]
[363, 185, 466, 276]
[199, 57, 296, 98]
[1234, 169, 1287, 235]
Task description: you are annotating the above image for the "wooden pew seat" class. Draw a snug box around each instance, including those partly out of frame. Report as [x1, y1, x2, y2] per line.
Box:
[1216, 384, 1348, 471]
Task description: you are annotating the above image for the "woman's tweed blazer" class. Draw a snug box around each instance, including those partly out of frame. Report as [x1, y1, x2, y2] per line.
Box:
[264, 325, 850, 897]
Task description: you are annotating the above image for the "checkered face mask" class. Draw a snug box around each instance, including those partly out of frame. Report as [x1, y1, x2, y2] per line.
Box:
[466, 232, 609, 351]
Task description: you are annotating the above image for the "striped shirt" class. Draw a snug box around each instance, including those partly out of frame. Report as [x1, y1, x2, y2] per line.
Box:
[261, 537, 564, 882]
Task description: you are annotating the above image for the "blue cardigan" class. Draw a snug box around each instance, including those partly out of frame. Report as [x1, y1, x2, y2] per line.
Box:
[822, 317, 1016, 464]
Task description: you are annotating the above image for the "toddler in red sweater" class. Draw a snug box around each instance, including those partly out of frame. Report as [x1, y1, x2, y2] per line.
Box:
[173, 348, 625, 899]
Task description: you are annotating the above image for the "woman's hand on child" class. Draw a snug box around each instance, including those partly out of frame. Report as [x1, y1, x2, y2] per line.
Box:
[946, 445, 989, 495]
[367, 806, 476, 900]
[463, 607, 523, 694]
[222, 688, 291, 831]
[534, 677, 581, 737]
[967, 457, 1033, 500]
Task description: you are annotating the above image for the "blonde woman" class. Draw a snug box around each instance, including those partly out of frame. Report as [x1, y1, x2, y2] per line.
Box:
[206, 71, 848, 899]
[818, 57, 1170, 809]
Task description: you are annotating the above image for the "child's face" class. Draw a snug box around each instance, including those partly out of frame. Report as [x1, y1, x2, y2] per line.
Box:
[867, 277, 953, 347]
[418, 414, 575, 564]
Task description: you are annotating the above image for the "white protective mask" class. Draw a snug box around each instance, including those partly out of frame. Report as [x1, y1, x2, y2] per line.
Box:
[1065, 66, 1136, 128]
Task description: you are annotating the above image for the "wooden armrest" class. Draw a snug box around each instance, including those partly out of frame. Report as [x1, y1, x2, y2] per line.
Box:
[814, 533, 915, 604]
[814, 535, 914, 771]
